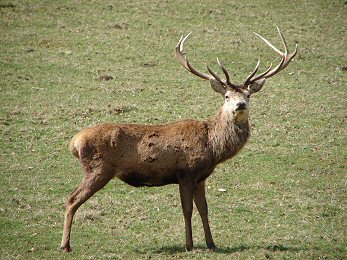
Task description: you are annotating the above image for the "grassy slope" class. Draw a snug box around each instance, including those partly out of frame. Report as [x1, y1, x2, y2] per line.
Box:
[0, 0, 346, 259]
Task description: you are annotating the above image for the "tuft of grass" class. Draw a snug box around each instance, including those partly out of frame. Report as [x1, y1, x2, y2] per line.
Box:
[0, 0, 346, 259]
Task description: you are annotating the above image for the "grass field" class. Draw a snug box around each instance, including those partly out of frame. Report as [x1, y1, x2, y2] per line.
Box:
[1, 0, 346, 259]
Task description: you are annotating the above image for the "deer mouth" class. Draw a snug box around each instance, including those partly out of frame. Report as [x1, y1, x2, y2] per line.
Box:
[235, 107, 247, 111]
[234, 110, 249, 124]
[235, 106, 248, 113]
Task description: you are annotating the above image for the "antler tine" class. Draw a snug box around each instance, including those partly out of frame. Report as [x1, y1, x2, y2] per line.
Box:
[206, 65, 226, 86]
[179, 31, 193, 53]
[250, 63, 273, 82]
[254, 32, 283, 56]
[277, 26, 288, 56]
[216, 58, 230, 83]
[175, 32, 192, 69]
[260, 55, 285, 79]
[244, 60, 260, 86]
[176, 35, 184, 49]
[216, 58, 239, 89]
[175, 34, 189, 69]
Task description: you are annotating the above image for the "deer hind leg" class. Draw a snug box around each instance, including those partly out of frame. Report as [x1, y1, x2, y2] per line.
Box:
[60, 170, 113, 253]
[193, 180, 216, 249]
[178, 179, 194, 251]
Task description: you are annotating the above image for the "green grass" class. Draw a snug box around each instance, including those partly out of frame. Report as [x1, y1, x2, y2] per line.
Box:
[0, 0, 346, 259]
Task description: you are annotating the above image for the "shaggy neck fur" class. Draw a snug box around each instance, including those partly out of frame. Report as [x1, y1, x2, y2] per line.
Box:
[207, 108, 250, 164]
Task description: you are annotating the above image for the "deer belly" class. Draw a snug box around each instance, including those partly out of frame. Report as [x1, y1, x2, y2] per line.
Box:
[117, 170, 178, 187]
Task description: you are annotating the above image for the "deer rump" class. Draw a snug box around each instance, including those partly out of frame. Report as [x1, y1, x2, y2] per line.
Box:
[70, 121, 215, 187]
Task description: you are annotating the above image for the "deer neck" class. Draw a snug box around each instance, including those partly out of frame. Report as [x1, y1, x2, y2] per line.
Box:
[207, 108, 250, 164]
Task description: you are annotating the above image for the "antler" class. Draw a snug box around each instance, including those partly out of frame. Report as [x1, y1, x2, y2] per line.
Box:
[175, 32, 239, 91]
[176, 28, 297, 92]
[175, 32, 212, 81]
[244, 27, 298, 86]
[175, 32, 245, 89]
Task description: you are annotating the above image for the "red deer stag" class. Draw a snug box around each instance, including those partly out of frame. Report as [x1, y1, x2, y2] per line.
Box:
[61, 27, 297, 253]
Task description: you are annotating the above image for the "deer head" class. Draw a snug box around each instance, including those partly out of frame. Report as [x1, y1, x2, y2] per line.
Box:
[175, 27, 297, 124]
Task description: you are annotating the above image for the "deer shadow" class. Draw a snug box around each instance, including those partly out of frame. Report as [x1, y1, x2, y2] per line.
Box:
[151, 243, 304, 255]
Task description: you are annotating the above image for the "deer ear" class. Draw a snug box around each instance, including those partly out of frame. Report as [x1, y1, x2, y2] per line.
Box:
[209, 79, 226, 95]
[248, 78, 266, 94]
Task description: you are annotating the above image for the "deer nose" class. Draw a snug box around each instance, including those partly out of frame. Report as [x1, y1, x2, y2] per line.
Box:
[236, 102, 246, 110]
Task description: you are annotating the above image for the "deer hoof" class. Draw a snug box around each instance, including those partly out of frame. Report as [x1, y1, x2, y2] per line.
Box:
[208, 243, 217, 250]
[186, 245, 193, 251]
[60, 245, 72, 253]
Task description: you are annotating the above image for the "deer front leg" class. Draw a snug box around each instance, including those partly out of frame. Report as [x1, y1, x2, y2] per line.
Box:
[193, 180, 216, 249]
[178, 180, 194, 251]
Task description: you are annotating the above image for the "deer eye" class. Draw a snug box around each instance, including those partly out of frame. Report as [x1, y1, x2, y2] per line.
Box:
[246, 94, 250, 98]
